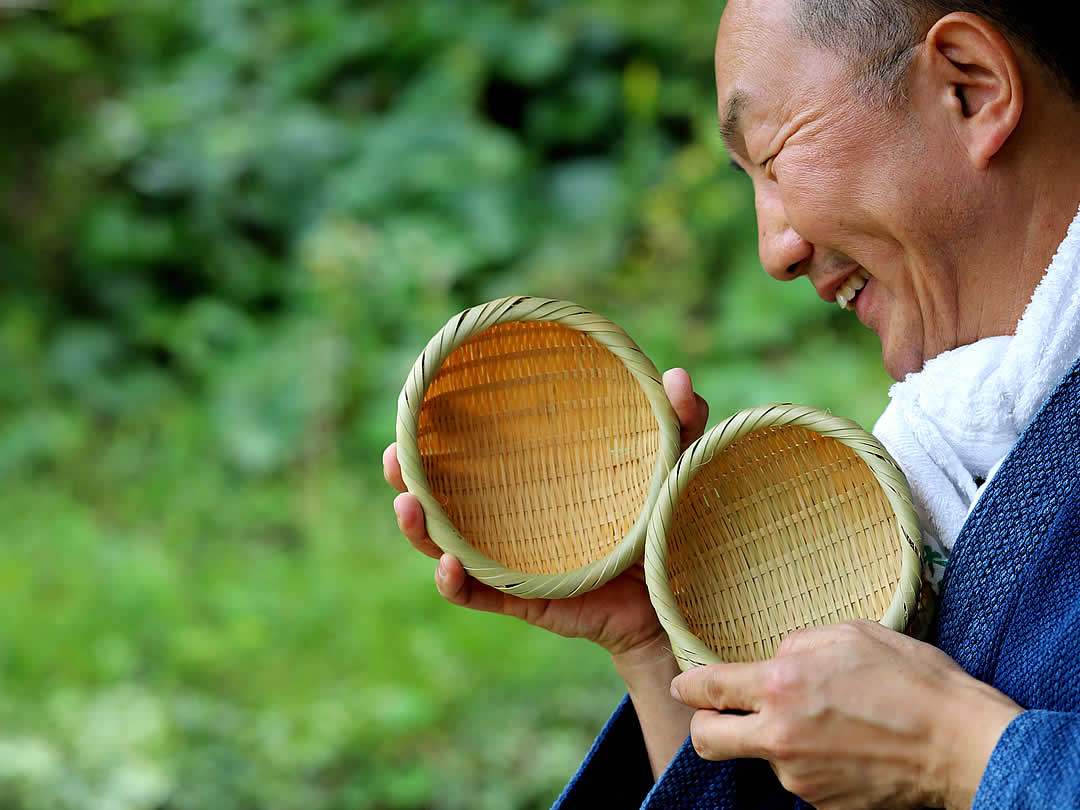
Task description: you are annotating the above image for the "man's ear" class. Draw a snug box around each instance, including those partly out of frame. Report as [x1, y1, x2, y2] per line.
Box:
[922, 12, 1024, 168]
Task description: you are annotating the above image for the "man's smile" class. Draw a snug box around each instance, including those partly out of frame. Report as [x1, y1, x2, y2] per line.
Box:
[836, 267, 870, 310]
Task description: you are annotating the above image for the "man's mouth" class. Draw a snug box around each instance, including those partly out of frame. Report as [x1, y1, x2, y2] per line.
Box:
[835, 268, 870, 310]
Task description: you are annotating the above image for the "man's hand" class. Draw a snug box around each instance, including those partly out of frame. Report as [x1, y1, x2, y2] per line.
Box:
[383, 367, 708, 658]
[670, 620, 1022, 810]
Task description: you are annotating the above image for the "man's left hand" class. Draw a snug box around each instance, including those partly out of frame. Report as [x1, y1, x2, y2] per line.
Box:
[669, 620, 1022, 810]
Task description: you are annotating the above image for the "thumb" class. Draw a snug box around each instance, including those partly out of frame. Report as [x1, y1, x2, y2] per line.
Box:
[670, 662, 763, 712]
[663, 367, 708, 449]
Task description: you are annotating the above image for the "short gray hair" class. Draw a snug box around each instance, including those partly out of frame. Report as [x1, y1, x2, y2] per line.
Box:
[792, 0, 1080, 104]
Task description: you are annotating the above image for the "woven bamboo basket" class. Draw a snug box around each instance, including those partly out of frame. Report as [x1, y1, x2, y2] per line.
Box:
[644, 404, 930, 669]
[396, 296, 681, 598]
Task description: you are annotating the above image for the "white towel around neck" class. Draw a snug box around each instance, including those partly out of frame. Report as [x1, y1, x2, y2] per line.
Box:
[872, 205, 1080, 583]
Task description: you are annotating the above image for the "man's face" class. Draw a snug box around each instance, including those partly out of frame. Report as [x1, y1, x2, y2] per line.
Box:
[715, 0, 973, 380]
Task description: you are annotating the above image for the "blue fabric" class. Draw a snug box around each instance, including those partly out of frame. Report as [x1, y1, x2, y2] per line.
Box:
[552, 695, 654, 808]
[973, 711, 1080, 809]
[555, 708, 808, 810]
[555, 355, 1080, 809]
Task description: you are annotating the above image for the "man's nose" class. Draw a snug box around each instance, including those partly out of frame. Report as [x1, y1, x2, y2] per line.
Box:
[756, 185, 812, 280]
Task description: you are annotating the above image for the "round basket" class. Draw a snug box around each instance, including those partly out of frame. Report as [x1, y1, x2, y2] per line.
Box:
[644, 403, 929, 669]
[396, 296, 681, 598]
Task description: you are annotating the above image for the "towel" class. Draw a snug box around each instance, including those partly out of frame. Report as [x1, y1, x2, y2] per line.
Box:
[873, 205, 1080, 585]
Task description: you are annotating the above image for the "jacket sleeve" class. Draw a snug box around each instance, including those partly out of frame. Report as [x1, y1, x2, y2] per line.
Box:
[553, 695, 808, 810]
[551, 695, 655, 809]
[973, 710, 1080, 808]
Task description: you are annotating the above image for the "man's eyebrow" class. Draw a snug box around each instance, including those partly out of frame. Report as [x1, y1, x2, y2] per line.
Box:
[718, 89, 748, 156]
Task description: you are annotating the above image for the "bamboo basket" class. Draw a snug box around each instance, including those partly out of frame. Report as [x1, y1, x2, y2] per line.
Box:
[644, 404, 930, 669]
[396, 296, 681, 598]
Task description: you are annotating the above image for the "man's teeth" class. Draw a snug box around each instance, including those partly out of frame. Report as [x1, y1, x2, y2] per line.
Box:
[836, 268, 870, 310]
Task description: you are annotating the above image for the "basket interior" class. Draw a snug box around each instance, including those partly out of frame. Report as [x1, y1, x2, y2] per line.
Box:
[666, 425, 902, 662]
[417, 320, 661, 575]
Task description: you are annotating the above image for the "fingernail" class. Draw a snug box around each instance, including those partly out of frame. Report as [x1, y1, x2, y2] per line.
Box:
[670, 680, 682, 701]
[436, 556, 448, 579]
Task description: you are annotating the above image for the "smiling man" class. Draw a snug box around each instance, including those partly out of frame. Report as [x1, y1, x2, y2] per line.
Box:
[717, 0, 1078, 383]
[384, 0, 1080, 807]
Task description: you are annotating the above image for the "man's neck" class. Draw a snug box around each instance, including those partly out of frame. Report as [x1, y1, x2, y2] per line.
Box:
[968, 97, 1080, 340]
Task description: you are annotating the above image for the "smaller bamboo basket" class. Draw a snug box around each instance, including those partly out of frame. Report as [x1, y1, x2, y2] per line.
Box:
[645, 404, 930, 669]
[396, 297, 681, 598]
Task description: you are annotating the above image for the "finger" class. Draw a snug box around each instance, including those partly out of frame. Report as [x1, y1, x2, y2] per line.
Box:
[434, 553, 549, 622]
[692, 392, 710, 434]
[662, 368, 708, 448]
[435, 553, 472, 604]
[393, 492, 442, 559]
[689, 708, 769, 761]
[383, 443, 407, 492]
[662, 367, 696, 422]
[671, 663, 765, 712]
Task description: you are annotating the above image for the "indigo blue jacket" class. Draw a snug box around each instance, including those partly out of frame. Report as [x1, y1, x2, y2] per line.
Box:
[554, 356, 1080, 809]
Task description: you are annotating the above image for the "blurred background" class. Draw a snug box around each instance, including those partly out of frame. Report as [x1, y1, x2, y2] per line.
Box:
[0, 0, 892, 807]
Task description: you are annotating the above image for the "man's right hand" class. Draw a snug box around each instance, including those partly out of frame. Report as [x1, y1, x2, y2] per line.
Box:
[382, 367, 709, 659]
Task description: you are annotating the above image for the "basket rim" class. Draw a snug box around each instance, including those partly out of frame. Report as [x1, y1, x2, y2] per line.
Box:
[643, 402, 924, 669]
[396, 296, 682, 598]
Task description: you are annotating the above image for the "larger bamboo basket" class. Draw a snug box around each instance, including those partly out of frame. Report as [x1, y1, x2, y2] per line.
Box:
[645, 404, 927, 669]
[396, 297, 681, 598]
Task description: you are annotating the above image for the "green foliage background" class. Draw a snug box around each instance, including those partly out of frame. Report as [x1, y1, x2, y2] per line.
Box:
[0, 1, 892, 807]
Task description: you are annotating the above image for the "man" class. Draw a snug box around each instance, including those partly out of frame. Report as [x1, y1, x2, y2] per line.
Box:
[384, 0, 1080, 806]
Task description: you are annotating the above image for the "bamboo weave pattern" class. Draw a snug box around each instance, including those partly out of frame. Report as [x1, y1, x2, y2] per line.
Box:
[645, 404, 923, 668]
[397, 297, 680, 598]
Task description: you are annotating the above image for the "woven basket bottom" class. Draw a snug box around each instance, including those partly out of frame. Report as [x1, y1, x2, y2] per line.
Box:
[416, 320, 662, 575]
[666, 425, 904, 662]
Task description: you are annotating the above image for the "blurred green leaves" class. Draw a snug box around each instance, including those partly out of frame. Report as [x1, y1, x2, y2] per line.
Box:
[0, 0, 892, 807]
[2, 0, 889, 485]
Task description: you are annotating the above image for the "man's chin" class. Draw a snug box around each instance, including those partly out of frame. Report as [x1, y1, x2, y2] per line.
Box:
[881, 341, 924, 382]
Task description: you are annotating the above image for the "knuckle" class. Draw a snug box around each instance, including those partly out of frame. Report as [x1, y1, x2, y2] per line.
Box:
[837, 619, 868, 638]
[776, 626, 814, 655]
[777, 771, 814, 803]
[761, 658, 800, 703]
[437, 571, 466, 605]
[703, 674, 727, 707]
[762, 721, 798, 762]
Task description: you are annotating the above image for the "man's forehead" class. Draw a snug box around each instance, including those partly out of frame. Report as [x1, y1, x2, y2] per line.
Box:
[713, 0, 797, 83]
[713, 24, 765, 158]
[717, 0, 795, 33]
[713, 0, 800, 155]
